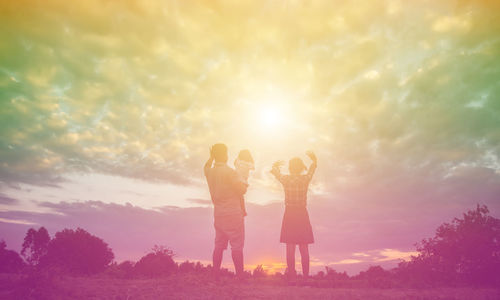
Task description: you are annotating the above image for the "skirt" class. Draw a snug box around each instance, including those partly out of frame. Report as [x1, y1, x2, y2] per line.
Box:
[280, 205, 314, 244]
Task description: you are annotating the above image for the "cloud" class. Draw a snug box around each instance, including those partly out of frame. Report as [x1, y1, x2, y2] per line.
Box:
[0, 194, 19, 205]
[0, 217, 36, 225]
[185, 198, 212, 206]
[0, 0, 499, 196]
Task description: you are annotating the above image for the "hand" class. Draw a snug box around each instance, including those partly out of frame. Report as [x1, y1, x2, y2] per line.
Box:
[272, 160, 285, 169]
[209, 146, 214, 160]
[306, 151, 317, 163]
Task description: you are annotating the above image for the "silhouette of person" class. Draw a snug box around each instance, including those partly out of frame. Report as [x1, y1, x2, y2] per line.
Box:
[204, 143, 248, 279]
[270, 151, 317, 282]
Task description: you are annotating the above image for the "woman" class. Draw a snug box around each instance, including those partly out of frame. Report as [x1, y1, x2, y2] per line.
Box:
[270, 151, 317, 282]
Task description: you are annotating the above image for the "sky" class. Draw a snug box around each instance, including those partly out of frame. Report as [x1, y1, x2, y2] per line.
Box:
[1, 0, 499, 275]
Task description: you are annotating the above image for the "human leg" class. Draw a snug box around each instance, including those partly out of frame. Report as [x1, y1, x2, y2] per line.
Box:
[227, 213, 245, 278]
[213, 247, 223, 275]
[298, 244, 310, 277]
[231, 249, 244, 277]
[213, 217, 229, 279]
[286, 243, 296, 276]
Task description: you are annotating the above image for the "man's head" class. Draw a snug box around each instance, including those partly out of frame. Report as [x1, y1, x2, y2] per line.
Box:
[211, 143, 228, 163]
[289, 157, 306, 175]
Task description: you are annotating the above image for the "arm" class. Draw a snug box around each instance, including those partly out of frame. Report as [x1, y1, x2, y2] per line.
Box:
[306, 151, 317, 181]
[203, 147, 214, 178]
[204, 147, 215, 203]
[229, 170, 248, 196]
[204, 157, 214, 177]
[240, 197, 247, 217]
[270, 160, 285, 183]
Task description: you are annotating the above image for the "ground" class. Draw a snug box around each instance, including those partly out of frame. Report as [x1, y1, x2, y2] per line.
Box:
[0, 273, 498, 300]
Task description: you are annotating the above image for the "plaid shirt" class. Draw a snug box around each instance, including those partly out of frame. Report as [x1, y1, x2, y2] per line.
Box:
[271, 163, 317, 207]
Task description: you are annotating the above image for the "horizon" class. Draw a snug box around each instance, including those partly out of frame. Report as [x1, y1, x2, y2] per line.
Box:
[1, 0, 500, 277]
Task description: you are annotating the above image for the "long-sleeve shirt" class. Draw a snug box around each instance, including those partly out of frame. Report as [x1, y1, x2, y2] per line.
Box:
[204, 161, 248, 216]
[271, 162, 317, 207]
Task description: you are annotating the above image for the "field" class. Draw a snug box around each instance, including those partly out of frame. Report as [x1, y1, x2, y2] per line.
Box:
[1, 273, 498, 300]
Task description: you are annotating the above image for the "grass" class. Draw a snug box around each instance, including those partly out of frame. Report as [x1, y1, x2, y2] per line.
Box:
[0, 273, 499, 299]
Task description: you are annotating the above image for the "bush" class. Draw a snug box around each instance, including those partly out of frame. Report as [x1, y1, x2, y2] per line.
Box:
[178, 260, 196, 273]
[252, 264, 267, 278]
[134, 245, 176, 277]
[41, 228, 114, 275]
[354, 265, 393, 288]
[105, 261, 136, 279]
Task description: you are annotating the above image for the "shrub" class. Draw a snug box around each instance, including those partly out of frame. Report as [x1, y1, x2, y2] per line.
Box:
[178, 260, 196, 273]
[106, 261, 135, 279]
[354, 265, 393, 288]
[252, 264, 267, 278]
[134, 245, 176, 277]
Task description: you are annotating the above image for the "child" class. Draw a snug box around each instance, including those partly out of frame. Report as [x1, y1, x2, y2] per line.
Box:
[234, 149, 254, 217]
[270, 151, 317, 282]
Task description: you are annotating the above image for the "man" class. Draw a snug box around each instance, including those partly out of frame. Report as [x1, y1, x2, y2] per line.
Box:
[204, 143, 248, 279]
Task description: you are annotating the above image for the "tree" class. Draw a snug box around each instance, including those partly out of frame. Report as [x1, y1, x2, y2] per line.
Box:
[42, 228, 114, 275]
[404, 204, 500, 286]
[0, 240, 25, 273]
[21, 227, 50, 266]
[134, 245, 176, 277]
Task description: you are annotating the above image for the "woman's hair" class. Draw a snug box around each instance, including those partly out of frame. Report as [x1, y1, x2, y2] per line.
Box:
[237, 149, 254, 164]
[289, 157, 306, 174]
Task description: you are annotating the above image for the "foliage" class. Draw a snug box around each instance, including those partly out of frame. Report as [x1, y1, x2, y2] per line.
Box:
[354, 265, 393, 288]
[252, 264, 267, 278]
[178, 260, 196, 273]
[399, 204, 500, 287]
[21, 227, 50, 266]
[6, 204, 499, 289]
[134, 245, 177, 277]
[42, 228, 114, 275]
[0, 240, 25, 273]
[105, 261, 135, 279]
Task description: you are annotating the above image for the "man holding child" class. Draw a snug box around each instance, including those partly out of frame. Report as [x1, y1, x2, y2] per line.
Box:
[203, 143, 248, 279]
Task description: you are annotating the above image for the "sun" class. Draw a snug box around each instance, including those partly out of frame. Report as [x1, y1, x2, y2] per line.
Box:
[240, 88, 295, 137]
[259, 106, 283, 129]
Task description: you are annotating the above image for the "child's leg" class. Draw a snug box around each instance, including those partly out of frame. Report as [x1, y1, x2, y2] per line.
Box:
[240, 195, 247, 216]
[298, 244, 310, 277]
[286, 243, 296, 276]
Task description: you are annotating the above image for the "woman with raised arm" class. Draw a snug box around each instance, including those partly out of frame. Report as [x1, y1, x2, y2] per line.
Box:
[270, 151, 317, 284]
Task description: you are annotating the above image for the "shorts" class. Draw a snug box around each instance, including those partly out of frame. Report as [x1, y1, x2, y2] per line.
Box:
[214, 213, 245, 251]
